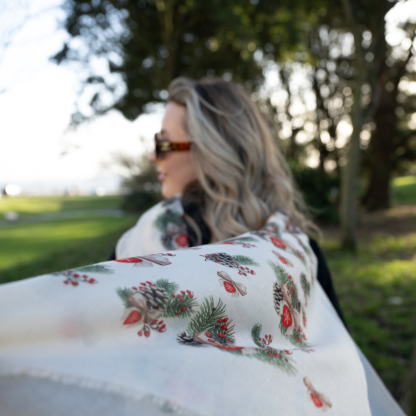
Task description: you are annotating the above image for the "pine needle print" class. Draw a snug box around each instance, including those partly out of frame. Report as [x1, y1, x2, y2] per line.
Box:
[72, 264, 114, 275]
[233, 255, 259, 267]
[154, 209, 184, 232]
[185, 297, 235, 345]
[268, 261, 290, 284]
[116, 287, 134, 308]
[251, 323, 264, 348]
[156, 279, 180, 296]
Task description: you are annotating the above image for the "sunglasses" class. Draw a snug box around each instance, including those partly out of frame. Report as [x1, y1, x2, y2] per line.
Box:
[154, 133, 192, 160]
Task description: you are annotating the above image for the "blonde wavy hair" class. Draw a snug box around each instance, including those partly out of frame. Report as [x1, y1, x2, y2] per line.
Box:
[168, 77, 316, 243]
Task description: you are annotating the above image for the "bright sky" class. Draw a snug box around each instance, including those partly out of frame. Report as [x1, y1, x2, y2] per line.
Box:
[0, 0, 415, 191]
[0, 0, 163, 190]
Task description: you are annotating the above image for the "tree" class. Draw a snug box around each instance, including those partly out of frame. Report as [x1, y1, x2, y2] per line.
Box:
[363, 21, 416, 210]
[52, 0, 325, 125]
[52, 0, 267, 124]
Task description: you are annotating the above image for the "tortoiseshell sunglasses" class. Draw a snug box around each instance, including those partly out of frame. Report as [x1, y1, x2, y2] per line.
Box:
[154, 133, 192, 160]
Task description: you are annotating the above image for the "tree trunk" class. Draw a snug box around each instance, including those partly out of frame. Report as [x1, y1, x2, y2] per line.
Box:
[363, 87, 397, 211]
[340, 99, 364, 251]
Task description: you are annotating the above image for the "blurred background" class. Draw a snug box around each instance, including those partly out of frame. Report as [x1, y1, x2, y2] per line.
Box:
[1, 0, 416, 412]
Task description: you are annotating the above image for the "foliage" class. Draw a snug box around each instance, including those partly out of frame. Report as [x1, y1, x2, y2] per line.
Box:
[121, 190, 162, 213]
[293, 167, 339, 223]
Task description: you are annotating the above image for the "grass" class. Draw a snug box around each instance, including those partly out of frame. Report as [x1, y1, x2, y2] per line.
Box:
[1, 191, 416, 407]
[0, 225, 135, 284]
[323, 235, 416, 401]
[0, 216, 135, 272]
[0, 195, 122, 217]
[0, 195, 136, 282]
[392, 175, 416, 205]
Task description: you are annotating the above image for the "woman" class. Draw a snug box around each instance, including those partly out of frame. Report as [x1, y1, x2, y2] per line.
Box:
[115, 77, 345, 325]
[0, 78, 403, 415]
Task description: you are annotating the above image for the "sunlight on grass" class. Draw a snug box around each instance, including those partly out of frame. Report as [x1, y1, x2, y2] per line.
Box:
[0, 196, 122, 217]
[393, 176, 416, 187]
[0, 216, 135, 270]
[392, 176, 416, 205]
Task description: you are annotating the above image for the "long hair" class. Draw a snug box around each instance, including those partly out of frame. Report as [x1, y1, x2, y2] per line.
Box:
[168, 77, 316, 242]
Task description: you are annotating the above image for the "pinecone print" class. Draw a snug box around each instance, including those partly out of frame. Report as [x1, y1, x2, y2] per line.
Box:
[134, 281, 169, 311]
[201, 253, 256, 275]
[300, 273, 308, 295]
[300, 273, 310, 305]
[204, 253, 238, 267]
[273, 282, 284, 314]
[293, 298, 301, 313]
[177, 332, 204, 346]
[161, 234, 174, 250]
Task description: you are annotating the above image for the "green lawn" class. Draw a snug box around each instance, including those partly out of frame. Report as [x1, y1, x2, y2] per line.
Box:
[0, 216, 135, 272]
[0, 192, 415, 408]
[0, 195, 137, 282]
[322, 232, 416, 401]
[0, 195, 123, 217]
[392, 175, 416, 205]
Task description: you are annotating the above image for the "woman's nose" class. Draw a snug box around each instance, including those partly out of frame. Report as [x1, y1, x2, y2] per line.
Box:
[148, 150, 156, 163]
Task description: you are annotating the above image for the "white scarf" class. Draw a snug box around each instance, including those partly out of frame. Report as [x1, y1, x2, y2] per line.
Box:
[0, 199, 404, 416]
[116, 195, 190, 258]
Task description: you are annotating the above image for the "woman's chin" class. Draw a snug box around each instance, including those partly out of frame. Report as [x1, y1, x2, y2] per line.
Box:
[161, 183, 175, 199]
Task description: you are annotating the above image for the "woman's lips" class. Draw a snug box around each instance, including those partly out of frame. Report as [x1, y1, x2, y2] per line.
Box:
[158, 173, 166, 181]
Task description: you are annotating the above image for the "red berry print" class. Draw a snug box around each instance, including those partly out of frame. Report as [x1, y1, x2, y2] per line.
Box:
[138, 331, 143, 336]
[206, 332, 212, 338]
[144, 331, 150, 337]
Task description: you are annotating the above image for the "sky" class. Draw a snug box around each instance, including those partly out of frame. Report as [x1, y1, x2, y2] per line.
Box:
[0, 0, 164, 193]
[1, 0, 416, 194]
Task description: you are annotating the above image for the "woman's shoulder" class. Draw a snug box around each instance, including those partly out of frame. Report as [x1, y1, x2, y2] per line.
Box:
[116, 195, 186, 258]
